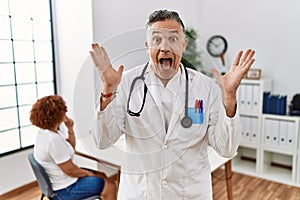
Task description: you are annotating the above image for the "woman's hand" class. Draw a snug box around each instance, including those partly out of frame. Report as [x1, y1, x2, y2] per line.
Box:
[211, 49, 255, 117]
[89, 43, 124, 93]
[64, 115, 76, 148]
[63, 115, 74, 130]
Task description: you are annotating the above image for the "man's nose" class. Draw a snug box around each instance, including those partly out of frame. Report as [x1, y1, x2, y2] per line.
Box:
[160, 40, 171, 52]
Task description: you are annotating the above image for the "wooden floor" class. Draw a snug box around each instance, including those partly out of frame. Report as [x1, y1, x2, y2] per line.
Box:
[3, 168, 300, 200]
[212, 169, 300, 200]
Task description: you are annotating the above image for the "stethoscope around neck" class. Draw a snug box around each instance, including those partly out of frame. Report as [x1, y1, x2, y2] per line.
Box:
[126, 62, 193, 128]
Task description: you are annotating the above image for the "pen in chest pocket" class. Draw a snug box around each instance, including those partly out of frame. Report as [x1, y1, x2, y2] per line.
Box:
[200, 100, 203, 113]
[194, 99, 200, 113]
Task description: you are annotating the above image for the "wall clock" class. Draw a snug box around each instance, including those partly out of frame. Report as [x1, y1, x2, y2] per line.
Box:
[206, 35, 228, 66]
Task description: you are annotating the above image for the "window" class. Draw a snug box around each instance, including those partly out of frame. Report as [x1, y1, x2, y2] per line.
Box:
[0, 0, 56, 156]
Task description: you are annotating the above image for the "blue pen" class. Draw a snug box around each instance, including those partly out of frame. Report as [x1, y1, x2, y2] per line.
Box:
[200, 100, 203, 113]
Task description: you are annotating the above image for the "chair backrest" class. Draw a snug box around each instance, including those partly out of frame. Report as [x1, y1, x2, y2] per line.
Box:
[28, 153, 56, 198]
[28, 153, 100, 200]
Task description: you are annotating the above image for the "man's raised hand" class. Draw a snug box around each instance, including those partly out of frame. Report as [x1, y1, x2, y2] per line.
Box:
[89, 43, 124, 91]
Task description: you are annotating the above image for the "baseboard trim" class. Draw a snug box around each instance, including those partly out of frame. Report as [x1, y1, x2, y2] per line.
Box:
[0, 181, 38, 199]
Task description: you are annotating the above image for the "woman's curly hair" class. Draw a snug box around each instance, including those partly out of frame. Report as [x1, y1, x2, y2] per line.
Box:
[30, 95, 67, 130]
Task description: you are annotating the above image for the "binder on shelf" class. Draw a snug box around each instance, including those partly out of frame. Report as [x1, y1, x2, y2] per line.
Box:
[246, 84, 253, 110]
[245, 117, 251, 141]
[286, 121, 296, 148]
[269, 95, 279, 114]
[279, 120, 287, 147]
[251, 117, 259, 142]
[239, 84, 246, 111]
[263, 92, 271, 113]
[278, 95, 287, 115]
[264, 119, 272, 144]
[262, 92, 287, 115]
[252, 85, 260, 111]
[270, 119, 279, 146]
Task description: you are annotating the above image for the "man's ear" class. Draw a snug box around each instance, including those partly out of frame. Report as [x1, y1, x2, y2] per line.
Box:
[145, 41, 149, 49]
[183, 38, 189, 51]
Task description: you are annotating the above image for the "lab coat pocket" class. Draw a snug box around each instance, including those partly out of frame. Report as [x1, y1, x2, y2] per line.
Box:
[187, 107, 204, 124]
[183, 166, 212, 199]
[118, 173, 146, 200]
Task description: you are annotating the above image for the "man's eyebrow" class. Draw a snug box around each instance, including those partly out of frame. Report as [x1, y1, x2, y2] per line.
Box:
[169, 30, 179, 34]
[152, 30, 180, 35]
[152, 30, 161, 35]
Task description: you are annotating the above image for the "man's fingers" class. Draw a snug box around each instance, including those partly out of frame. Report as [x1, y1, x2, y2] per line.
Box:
[246, 58, 255, 69]
[232, 51, 243, 66]
[117, 65, 124, 77]
[101, 47, 110, 62]
[92, 43, 102, 56]
[240, 49, 255, 66]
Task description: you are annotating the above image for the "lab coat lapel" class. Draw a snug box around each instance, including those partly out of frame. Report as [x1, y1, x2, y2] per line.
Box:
[166, 69, 189, 136]
[144, 68, 166, 133]
[144, 68, 163, 107]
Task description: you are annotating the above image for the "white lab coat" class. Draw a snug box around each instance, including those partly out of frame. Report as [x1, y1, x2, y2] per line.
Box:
[95, 63, 241, 200]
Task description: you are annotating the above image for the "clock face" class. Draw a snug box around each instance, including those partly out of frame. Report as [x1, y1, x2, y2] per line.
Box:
[206, 35, 227, 57]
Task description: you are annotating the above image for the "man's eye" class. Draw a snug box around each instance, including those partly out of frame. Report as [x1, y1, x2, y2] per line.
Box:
[153, 37, 161, 44]
[170, 37, 178, 42]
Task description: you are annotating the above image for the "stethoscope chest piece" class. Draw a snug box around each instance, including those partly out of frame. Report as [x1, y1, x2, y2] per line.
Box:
[181, 116, 192, 128]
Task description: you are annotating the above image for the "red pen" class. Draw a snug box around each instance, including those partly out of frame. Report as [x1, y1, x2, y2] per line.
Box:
[195, 99, 200, 113]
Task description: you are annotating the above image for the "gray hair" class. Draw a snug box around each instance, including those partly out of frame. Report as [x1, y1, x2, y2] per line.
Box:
[146, 10, 185, 32]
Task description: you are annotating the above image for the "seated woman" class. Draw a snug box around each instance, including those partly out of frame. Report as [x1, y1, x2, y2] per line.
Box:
[30, 95, 116, 200]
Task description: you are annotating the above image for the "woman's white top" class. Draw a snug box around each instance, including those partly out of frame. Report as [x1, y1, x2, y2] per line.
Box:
[34, 129, 77, 191]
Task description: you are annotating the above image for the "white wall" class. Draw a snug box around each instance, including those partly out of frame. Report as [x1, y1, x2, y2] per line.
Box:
[92, 0, 203, 69]
[0, 149, 34, 195]
[0, 0, 93, 195]
[199, 0, 300, 101]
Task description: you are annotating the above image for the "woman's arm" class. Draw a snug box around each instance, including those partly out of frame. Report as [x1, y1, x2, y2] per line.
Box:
[58, 159, 94, 177]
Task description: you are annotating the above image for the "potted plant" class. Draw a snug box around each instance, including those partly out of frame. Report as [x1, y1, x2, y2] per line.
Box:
[181, 28, 203, 72]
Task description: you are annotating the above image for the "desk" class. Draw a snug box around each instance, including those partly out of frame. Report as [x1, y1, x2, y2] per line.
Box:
[75, 136, 234, 200]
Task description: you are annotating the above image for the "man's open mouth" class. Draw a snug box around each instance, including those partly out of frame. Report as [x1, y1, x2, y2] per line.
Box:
[159, 58, 173, 68]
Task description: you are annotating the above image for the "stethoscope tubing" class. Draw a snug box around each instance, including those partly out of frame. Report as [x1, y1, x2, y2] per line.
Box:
[126, 62, 192, 128]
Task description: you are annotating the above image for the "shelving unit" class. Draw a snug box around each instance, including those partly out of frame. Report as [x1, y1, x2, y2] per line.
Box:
[233, 78, 300, 187]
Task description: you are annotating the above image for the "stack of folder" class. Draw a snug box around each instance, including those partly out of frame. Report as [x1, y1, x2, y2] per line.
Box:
[263, 92, 287, 115]
[263, 118, 296, 148]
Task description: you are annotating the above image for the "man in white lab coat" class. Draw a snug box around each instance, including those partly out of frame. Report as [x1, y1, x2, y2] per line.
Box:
[90, 9, 255, 199]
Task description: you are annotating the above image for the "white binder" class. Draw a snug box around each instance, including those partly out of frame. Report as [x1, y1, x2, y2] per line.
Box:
[286, 121, 296, 148]
[251, 117, 259, 142]
[245, 117, 251, 141]
[245, 84, 253, 111]
[270, 119, 279, 146]
[264, 119, 272, 144]
[252, 85, 260, 111]
[239, 84, 246, 111]
[279, 120, 287, 147]
[240, 116, 246, 141]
